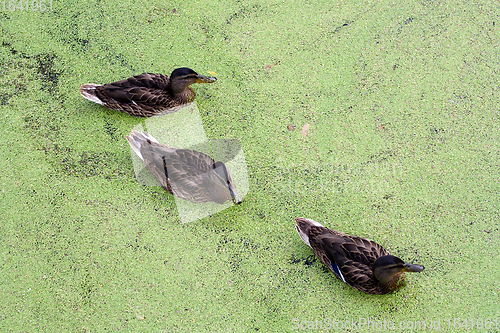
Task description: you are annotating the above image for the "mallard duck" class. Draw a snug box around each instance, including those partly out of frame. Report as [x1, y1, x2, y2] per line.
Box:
[126, 130, 241, 204]
[295, 217, 424, 294]
[80, 68, 216, 117]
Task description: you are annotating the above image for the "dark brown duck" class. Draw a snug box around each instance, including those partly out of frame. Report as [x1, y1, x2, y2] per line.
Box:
[80, 68, 216, 117]
[295, 217, 424, 294]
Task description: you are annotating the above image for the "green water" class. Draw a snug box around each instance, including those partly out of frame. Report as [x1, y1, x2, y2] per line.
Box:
[1, 0, 499, 331]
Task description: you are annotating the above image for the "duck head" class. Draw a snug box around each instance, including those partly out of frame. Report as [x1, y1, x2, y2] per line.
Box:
[373, 255, 424, 287]
[212, 161, 242, 205]
[169, 68, 217, 94]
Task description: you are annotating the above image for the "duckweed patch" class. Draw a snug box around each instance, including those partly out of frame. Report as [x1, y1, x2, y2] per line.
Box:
[36, 53, 63, 92]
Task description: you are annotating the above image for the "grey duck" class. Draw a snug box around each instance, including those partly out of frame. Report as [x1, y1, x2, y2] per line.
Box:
[126, 130, 241, 204]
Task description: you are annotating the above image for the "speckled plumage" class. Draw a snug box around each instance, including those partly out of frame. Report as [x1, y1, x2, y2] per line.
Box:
[126, 130, 241, 205]
[295, 217, 424, 294]
[80, 68, 216, 117]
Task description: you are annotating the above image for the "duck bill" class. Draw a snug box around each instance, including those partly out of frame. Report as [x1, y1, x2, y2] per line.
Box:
[228, 183, 242, 204]
[196, 74, 217, 83]
[403, 263, 425, 273]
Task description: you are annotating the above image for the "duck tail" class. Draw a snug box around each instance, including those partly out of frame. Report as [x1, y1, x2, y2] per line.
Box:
[80, 84, 104, 105]
[126, 130, 160, 161]
[295, 217, 325, 247]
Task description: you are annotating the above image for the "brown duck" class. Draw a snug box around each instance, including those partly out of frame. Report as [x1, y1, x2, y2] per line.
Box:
[80, 68, 216, 117]
[295, 217, 424, 294]
[126, 130, 241, 204]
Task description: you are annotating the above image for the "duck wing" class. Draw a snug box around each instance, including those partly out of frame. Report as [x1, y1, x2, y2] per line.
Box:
[139, 142, 221, 202]
[97, 73, 172, 105]
[316, 233, 389, 293]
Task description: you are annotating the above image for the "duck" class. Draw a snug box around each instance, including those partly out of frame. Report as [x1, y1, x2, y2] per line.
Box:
[295, 217, 424, 294]
[80, 68, 216, 117]
[126, 130, 241, 204]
